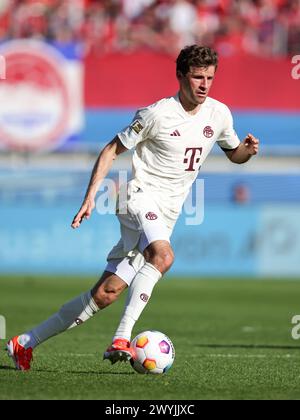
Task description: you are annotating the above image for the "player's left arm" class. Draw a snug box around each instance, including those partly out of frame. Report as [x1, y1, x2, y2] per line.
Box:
[225, 133, 259, 164]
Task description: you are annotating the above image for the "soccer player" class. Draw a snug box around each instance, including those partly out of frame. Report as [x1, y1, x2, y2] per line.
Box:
[7, 45, 259, 370]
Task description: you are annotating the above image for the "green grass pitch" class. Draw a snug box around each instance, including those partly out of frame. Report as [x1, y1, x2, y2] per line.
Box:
[0, 276, 300, 400]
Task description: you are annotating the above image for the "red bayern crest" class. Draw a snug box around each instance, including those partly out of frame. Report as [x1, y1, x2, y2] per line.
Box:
[0, 40, 70, 151]
[203, 126, 214, 138]
[146, 212, 158, 221]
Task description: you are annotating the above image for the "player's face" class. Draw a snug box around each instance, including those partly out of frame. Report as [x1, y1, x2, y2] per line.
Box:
[179, 65, 216, 108]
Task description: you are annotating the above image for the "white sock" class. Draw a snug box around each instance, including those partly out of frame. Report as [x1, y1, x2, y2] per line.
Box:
[113, 262, 162, 342]
[19, 291, 99, 349]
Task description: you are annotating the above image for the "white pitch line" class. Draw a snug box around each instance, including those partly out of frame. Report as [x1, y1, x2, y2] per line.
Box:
[41, 353, 300, 359]
[205, 354, 299, 359]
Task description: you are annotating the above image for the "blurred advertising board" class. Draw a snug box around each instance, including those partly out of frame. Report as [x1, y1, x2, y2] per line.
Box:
[0, 199, 299, 278]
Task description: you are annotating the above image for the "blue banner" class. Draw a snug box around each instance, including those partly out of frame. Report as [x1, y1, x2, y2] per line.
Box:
[1, 201, 299, 277]
[83, 110, 300, 155]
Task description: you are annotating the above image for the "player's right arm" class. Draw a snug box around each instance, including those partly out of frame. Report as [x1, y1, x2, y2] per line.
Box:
[71, 136, 128, 229]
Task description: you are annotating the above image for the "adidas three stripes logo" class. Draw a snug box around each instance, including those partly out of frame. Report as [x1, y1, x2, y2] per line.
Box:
[170, 130, 181, 137]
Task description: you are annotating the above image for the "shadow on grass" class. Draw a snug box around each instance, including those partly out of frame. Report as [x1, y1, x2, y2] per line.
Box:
[36, 370, 136, 376]
[2, 367, 135, 376]
[0, 364, 135, 375]
[196, 344, 300, 351]
[66, 370, 135, 376]
[0, 365, 17, 371]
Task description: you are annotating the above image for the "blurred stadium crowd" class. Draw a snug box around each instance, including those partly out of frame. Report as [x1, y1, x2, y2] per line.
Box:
[0, 0, 299, 57]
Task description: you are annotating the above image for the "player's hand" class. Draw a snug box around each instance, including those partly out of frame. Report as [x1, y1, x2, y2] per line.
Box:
[243, 133, 259, 155]
[71, 198, 95, 229]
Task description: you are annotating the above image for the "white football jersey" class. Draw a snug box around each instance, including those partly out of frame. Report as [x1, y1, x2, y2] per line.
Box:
[118, 95, 240, 229]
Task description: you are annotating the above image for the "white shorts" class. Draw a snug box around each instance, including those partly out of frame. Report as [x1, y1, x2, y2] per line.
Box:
[105, 181, 172, 285]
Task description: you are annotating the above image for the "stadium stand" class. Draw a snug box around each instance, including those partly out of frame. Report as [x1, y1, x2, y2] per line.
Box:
[0, 0, 300, 57]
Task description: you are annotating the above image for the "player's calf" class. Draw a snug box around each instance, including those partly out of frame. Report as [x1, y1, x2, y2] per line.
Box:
[92, 272, 128, 309]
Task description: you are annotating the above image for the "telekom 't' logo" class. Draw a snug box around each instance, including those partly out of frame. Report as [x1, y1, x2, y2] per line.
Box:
[184, 147, 203, 172]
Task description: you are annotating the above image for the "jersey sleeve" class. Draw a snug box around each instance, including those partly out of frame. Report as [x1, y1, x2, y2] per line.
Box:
[117, 107, 157, 150]
[217, 106, 240, 151]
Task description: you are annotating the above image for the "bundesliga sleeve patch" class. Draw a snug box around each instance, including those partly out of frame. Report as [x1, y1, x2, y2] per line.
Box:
[130, 120, 144, 135]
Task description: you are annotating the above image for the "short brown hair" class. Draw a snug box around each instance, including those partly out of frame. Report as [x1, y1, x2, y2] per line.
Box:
[176, 45, 218, 76]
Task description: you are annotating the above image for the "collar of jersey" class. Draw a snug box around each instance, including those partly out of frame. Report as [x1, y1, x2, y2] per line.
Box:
[174, 93, 208, 118]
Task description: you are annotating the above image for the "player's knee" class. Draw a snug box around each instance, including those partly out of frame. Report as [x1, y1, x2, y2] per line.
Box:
[162, 250, 175, 273]
[150, 249, 174, 274]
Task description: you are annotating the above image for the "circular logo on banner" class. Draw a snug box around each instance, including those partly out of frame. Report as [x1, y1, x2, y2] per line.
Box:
[0, 40, 70, 151]
[203, 126, 214, 138]
[146, 212, 158, 221]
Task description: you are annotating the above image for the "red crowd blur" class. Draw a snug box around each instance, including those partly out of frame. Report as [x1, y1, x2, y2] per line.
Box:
[0, 0, 299, 57]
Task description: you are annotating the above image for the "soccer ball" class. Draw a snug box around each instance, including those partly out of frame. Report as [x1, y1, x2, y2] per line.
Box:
[130, 331, 175, 374]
